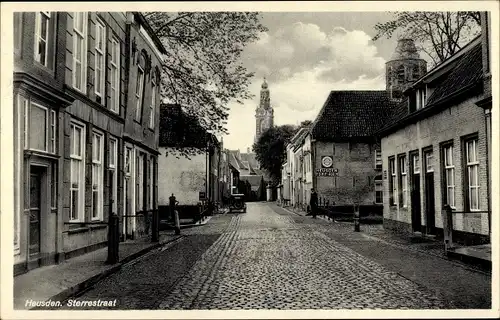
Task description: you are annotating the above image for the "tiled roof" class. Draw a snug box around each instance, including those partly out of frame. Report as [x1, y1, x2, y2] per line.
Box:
[426, 43, 483, 105]
[159, 104, 209, 148]
[311, 91, 399, 141]
[240, 153, 260, 170]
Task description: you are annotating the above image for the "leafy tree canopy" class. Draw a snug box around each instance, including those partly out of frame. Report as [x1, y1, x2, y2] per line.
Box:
[253, 124, 302, 184]
[145, 12, 267, 157]
[372, 11, 481, 67]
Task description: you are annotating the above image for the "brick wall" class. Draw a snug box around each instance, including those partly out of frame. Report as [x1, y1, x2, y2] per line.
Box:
[381, 95, 489, 235]
[314, 141, 379, 205]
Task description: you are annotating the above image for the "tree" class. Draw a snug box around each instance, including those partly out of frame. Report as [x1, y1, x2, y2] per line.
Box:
[145, 12, 268, 157]
[372, 12, 481, 67]
[253, 124, 298, 184]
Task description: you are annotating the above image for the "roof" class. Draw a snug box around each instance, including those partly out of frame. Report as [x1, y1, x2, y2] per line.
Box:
[311, 91, 399, 141]
[159, 104, 208, 149]
[240, 153, 260, 170]
[378, 40, 484, 137]
[133, 13, 168, 55]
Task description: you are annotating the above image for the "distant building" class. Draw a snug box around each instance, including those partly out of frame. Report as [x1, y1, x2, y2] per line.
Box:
[157, 104, 221, 219]
[255, 78, 274, 144]
[377, 13, 492, 246]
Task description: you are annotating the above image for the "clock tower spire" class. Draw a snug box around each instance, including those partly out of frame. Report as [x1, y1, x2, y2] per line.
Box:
[255, 77, 274, 143]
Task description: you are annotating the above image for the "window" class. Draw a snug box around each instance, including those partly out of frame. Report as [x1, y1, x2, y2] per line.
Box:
[465, 139, 480, 211]
[398, 155, 407, 207]
[34, 12, 51, 67]
[92, 131, 104, 220]
[375, 149, 382, 170]
[136, 152, 144, 211]
[95, 18, 106, 100]
[70, 121, 85, 221]
[389, 157, 397, 206]
[425, 150, 434, 172]
[50, 110, 56, 153]
[149, 80, 156, 129]
[109, 137, 118, 214]
[149, 159, 154, 210]
[417, 88, 427, 109]
[110, 38, 120, 113]
[135, 64, 145, 122]
[28, 103, 48, 152]
[412, 65, 420, 80]
[375, 178, 383, 204]
[72, 12, 88, 93]
[397, 65, 405, 84]
[442, 145, 455, 208]
[412, 153, 420, 174]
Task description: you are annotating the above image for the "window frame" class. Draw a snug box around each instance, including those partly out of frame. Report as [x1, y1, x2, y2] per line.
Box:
[149, 79, 156, 129]
[72, 12, 88, 93]
[374, 149, 382, 170]
[69, 120, 86, 222]
[109, 137, 118, 215]
[442, 143, 456, 209]
[464, 138, 480, 211]
[34, 11, 51, 68]
[389, 157, 397, 206]
[27, 102, 50, 153]
[398, 155, 408, 208]
[109, 37, 120, 113]
[91, 130, 104, 221]
[94, 17, 106, 100]
[135, 63, 145, 122]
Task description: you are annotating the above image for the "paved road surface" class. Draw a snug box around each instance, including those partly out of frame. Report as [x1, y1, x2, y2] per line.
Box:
[60, 202, 490, 310]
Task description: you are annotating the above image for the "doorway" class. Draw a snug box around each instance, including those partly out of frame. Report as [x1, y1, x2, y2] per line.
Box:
[29, 166, 45, 257]
[424, 150, 436, 235]
[410, 153, 421, 232]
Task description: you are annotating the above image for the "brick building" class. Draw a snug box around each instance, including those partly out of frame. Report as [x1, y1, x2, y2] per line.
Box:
[12, 11, 165, 275]
[122, 13, 166, 240]
[377, 14, 492, 245]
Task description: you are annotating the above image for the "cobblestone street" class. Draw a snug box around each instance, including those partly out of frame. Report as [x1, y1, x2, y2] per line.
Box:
[62, 203, 490, 310]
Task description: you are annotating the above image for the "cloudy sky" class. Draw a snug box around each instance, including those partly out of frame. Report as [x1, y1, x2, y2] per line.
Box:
[223, 12, 421, 152]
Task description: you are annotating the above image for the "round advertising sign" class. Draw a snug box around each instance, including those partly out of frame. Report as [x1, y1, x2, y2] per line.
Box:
[321, 156, 333, 168]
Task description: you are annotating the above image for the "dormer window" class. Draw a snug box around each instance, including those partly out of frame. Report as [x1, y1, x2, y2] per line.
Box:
[416, 87, 427, 109]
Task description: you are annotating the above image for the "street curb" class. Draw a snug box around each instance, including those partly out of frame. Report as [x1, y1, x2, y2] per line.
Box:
[30, 235, 184, 310]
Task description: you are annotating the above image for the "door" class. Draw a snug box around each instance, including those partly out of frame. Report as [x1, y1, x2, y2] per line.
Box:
[424, 151, 436, 234]
[410, 154, 421, 232]
[29, 166, 44, 256]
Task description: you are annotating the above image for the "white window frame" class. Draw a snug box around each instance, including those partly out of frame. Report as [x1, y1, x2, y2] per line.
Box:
[390, 158, 397, 206]
[24, 100, 29, 149]
[72, 12, 88, 93]
[70, 120, 86, 222]
[91, 131, 104, 221]
[28, 102, 49, 153]
[149, 79, 156, 129]
[110, 37, 120, 113]
[149, 158, 154, 210]
[94, 17, 106, 99]
[443, 145, 455, 208]
[425, 151, 434, 172]
[399, 156, 408, 208]
[466, 139, 480, 211]
[413, 154, 420, 174]
[135, 64, 145, 122]
[34, 11, 51, 67]
[135, 151, 144, 212]
[50, 110, 56, 153]
[109, 137, 118, 214]
[375, 178, 383, 204]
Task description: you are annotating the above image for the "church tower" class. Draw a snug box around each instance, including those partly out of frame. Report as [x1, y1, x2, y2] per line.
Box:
[255, 78, 274, 143]
[386, 39, 427, 101]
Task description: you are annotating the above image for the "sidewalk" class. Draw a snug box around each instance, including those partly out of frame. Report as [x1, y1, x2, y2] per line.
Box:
[14, 232, 183, 310]
[281, 205, 490, 272]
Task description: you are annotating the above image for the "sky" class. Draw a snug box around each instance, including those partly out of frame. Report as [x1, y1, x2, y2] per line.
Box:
[223, 12, 423, 152]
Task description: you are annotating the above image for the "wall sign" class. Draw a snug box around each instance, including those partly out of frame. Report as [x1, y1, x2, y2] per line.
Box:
[321, 156, 333, 168]
[315, 168, 338, 177]
[199, 191, 207, 200]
